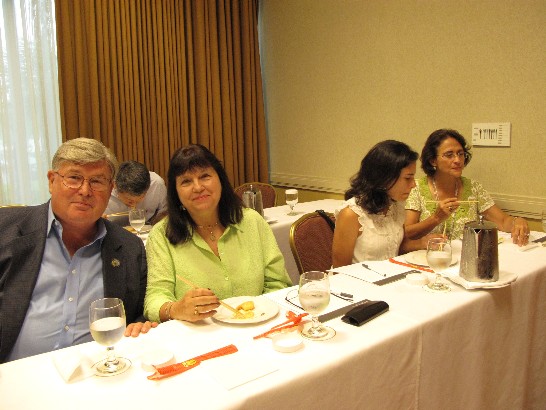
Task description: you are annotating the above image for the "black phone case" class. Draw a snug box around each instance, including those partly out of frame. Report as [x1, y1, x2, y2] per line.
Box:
[341, 300, 389, 327]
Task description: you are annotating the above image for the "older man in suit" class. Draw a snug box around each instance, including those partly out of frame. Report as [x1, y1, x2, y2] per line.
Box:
[0, 138, 156, 363]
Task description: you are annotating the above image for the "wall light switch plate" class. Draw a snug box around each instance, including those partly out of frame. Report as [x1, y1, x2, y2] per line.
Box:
[471, 123, 511, 146]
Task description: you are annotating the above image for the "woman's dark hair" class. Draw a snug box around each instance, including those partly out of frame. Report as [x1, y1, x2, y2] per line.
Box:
[345, 140, 418, 214]
[165, 144, 243, 244]
[421, 129, 472, 176]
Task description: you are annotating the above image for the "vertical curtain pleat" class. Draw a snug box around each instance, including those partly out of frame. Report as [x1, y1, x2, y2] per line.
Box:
[55, 0, 267, 186]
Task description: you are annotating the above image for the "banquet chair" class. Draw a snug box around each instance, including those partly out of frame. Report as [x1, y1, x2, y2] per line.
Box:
[289, 210, 335, 275]
[105, 212, 129, 227]
[0, 204, 27, 208]
[234, 182, 277, 208]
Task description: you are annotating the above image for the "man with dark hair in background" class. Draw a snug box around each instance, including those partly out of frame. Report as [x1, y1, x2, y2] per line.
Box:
[105, 161, 167, 224]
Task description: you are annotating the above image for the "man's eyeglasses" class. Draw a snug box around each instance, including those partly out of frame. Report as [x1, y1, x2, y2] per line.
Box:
[440, 151, 468, 160]
[55, 172, 111, 192]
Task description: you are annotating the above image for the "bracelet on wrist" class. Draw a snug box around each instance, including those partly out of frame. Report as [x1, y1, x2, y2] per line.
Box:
[164, 302, 174, 322]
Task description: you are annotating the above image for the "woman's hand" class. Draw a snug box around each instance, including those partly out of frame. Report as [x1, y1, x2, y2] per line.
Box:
[400, 232, 446, 254]
[482, 206, 530, 247]
[124, 321, 158, 337]
[434, 197, 459, 221]
[170, 288, 221, 322]
[419, 233, 446, 250]
[511, 216, 530, 246]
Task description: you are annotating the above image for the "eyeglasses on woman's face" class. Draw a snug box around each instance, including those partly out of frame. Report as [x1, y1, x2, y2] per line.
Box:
[439, 151, 468, 160]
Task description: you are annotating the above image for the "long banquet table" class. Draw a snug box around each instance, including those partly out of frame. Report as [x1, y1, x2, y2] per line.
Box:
[264, 198, 343, 284]
[2, 234, 545, 410]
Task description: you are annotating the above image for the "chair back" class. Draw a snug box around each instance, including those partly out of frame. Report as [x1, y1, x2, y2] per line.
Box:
[234, 182, 276, 208]
[106, 212, 129, 226]
[0, 204, 26, 208]
[289, 211, 335, 275]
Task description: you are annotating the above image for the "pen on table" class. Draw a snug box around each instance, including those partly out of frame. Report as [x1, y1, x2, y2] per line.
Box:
[362, 263, 386, 277]
[331, 291, 354, 301]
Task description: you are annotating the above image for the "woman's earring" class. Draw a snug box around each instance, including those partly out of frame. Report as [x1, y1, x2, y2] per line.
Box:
[180, 205, 186, 211]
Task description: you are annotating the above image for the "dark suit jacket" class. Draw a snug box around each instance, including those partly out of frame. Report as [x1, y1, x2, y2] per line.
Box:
[0, 203, 148, 363]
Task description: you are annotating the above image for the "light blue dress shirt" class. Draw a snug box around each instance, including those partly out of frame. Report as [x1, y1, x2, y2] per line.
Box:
[6, 204, 106, 362]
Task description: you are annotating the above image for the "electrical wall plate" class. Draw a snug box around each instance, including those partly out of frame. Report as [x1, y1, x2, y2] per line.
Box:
[471, 123, 511, 146]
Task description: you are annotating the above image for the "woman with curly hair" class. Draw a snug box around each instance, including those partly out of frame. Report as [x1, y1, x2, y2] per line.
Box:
[405, 129, 529, 245]
[332, 140, 438, 267]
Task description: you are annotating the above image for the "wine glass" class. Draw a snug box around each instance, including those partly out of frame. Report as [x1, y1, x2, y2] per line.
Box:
[89, 298, 131, 376]
[426, 238, 452, 292]
[285, 189, 298, 215]
[129, 208, 146, 236]
[298, 271, 336, 340]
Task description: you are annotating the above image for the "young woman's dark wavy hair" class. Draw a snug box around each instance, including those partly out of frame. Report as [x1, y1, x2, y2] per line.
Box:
[165, 144, 243, 245]
[421, 129, 472, 176]
[345, 140, 418, 215]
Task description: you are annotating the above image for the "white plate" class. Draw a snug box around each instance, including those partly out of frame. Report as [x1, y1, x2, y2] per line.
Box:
[445, 271, 518, 289]
[404, 250, 458, 267]
[265, 216, 278, 224]
[213, 296, 279, 324]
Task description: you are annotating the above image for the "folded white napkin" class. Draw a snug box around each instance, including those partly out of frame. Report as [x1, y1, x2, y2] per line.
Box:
[445, 271, 518, 290]
[52, 349, 96, 383]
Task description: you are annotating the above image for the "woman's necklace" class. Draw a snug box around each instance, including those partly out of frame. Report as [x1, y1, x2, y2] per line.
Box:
[432, 177, 459, 201]
[197, 222, 219, 241]
[431, 177, 459, 237]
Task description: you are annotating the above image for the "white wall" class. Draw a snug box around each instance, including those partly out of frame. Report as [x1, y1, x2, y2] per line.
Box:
[259, 0, 546, 218]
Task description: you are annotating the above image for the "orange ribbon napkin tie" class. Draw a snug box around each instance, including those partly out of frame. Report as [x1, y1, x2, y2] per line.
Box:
[253, 311, 308, 340]
[147, 344, 238, 381]
[388, 258, 434, 273]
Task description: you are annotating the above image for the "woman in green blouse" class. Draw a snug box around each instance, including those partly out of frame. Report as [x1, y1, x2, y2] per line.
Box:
[144, 145, 291, 323]
[405, 129, 529, 245]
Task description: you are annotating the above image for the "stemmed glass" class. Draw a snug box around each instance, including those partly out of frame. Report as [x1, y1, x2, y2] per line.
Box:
[129, 208, 146, 236]
[89, 298, 131, 376]
[426, 238, 452, 292]
[285, 189, 298, 215]
[298, 271, 335, 340]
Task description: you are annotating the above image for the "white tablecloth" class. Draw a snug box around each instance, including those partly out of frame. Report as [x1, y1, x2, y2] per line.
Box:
[2, 235, 545, 410]
[264, 199, 343, 284]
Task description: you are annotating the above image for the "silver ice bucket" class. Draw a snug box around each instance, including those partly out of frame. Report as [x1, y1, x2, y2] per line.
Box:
[460, 215, 499, 282]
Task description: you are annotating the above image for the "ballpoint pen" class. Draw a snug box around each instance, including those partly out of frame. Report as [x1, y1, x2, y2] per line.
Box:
[331, 291, 354, 301]
[362, 263, 386, 277]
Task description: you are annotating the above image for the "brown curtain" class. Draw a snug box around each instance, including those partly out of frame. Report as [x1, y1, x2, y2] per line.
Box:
[55, 0, 268, 186]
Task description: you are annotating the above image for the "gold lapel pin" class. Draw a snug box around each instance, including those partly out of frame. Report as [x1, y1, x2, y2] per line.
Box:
[111, 258, 120, 267]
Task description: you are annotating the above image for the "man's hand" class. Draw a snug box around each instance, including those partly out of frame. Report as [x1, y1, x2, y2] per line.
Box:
[124, 321, 158, 337]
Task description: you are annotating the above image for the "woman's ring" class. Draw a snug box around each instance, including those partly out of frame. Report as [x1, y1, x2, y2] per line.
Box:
[448, 206, 453, 212]
[194, 307, 199, 315]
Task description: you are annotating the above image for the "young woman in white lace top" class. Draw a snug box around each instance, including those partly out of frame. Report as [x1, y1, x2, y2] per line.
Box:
[332, 140, 440, 267]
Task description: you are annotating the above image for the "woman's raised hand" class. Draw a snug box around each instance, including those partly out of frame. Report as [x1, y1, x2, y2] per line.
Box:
[170, 288, 221, 322]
